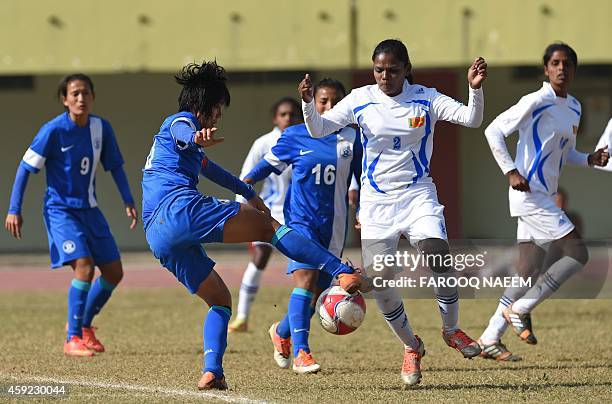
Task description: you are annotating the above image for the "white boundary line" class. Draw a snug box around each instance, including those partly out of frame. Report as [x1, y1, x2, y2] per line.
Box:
[1, 374, 268, 403]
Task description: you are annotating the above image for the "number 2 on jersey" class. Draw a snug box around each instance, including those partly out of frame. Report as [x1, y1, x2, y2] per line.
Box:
[312, 163, 335, 185]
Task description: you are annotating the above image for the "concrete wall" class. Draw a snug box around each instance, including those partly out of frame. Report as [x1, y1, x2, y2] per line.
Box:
[1, 0, 610, 74]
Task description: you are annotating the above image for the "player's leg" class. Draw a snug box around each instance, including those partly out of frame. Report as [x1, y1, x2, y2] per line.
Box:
[230, 243, 273, 332]
[195, 268, 232, 391]
[286, 269, 321, 373]
[43, 207, 97, 357]
[481, 240, 544, 353]
[79, 260, 123, 352]
[416, 236, 481, 359]
[362, 232, 424, 386]
[503, 214, 575, 345]
[65, 257, 96, 357]
[222, 202, 361, 291]
[511, 227, 587, 317]
[80, 207, 124, 352]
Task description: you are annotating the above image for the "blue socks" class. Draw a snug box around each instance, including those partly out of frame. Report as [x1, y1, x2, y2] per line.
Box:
[203, 305, 231, 378]
[277, 303, 316, 339]
[272, 225, 353, 278]
[286, 288, 314, 356]
[83, 277, 116, 328]
[67, 279, 91, 340]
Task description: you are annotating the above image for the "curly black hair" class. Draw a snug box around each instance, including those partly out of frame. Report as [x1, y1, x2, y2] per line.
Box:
[175, 61, 231, 117]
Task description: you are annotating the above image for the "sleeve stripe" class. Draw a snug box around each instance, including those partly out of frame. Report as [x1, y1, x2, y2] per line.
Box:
[22, 148, 46, 169]
[263, 153, 287, 172]
[170, 117, 197, 150]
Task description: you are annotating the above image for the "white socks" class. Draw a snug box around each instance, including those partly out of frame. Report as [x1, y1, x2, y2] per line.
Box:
[236, 262, 264, 320]
[374, 287, 419, 349]
[480, 295, 513, 344]
[432, 271, 459, 333]
[513, 256, 583, 314]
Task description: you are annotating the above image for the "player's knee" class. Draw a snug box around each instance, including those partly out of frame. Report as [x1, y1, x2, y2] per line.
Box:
[258, 221, 276, 243]
[73, 260, 95, 282]
[567, 242, 589, 265]
[419, 238, 452, 273]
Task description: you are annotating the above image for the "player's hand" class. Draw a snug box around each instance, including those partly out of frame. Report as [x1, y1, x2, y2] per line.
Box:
[588, 145, 609, 167]
[298, 74, 314, 103]
[468, 57, 487, 89]
[248, 195, 271, 217]
[5, 213, 23, 239]
[243, 178, 254, 185]
[194, 128, 224, 148]
[507, 169, 530, 192]
[354, 216, 361, 231]
[125, 204, 138, 230]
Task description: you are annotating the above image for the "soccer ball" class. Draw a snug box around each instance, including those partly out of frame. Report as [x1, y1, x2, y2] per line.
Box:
[316, 285, 366, 335]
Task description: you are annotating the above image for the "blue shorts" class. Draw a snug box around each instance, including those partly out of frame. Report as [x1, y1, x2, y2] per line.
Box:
[145, 190, 241, 294]
[286, 223, 334, 290]
[43, 207, 120, 269]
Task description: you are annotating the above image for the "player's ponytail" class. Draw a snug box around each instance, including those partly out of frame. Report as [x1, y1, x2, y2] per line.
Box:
[175, 61, 231, 117]
[372, 39, 413, 84]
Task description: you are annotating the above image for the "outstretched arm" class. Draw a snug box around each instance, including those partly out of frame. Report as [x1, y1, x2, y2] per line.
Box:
[299, 74, 355, 138]
[432, 57, 487, 128]
[201, 157, 256, 200]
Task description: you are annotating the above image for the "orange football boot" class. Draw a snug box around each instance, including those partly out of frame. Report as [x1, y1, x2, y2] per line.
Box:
[63, 336, 94, 357]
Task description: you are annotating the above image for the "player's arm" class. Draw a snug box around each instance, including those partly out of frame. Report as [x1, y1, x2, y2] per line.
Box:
[200, 157, 270, 216]
[5, 165, 31, 239]
[594, 119, 612, 172]
[244, 131, 294, 184]
[5, 125, 53, 239]
[483, 95, 540, 192]
[299, 74, 355, 138]
[431, 58, 487, 128]
[101, 120, 138, 229]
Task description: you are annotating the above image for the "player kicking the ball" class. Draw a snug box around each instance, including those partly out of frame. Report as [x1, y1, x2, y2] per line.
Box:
[298, 39, 487, 386]
[141, 61, 364, 390]
[479, 43, 608, 359]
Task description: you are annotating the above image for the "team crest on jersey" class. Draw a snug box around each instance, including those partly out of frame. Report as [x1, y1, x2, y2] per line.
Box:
[341, 145, 352, 159]
[94, 139, 101, 149]
[416, 88, 425, 94]
[62, 240, 76, 254]
[409, 116, 425, 128]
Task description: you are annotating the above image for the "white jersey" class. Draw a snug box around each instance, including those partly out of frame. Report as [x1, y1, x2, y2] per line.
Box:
[237, 127, 291, 223]
[302, 80, 483, 206]
[595, 118, 612, 172]
[485, 82, 588, 217]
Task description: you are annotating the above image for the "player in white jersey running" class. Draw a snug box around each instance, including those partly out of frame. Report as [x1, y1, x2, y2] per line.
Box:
[298, 39, 487, 386]
[229, 97, 301, 333]
[595, 118, 612, 172]
[479, 43, 608, 359]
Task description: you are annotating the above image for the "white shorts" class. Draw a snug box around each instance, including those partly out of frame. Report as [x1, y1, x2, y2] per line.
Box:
[360, 184, 447, 275]
[516, 211, 575, 247]
[359, 183, 447, 244]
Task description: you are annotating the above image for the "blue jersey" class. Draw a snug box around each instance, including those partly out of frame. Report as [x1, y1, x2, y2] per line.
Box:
[20, 112, 124, 209]
[264, 124, 362, 256]
[142, 112, 205, 229]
